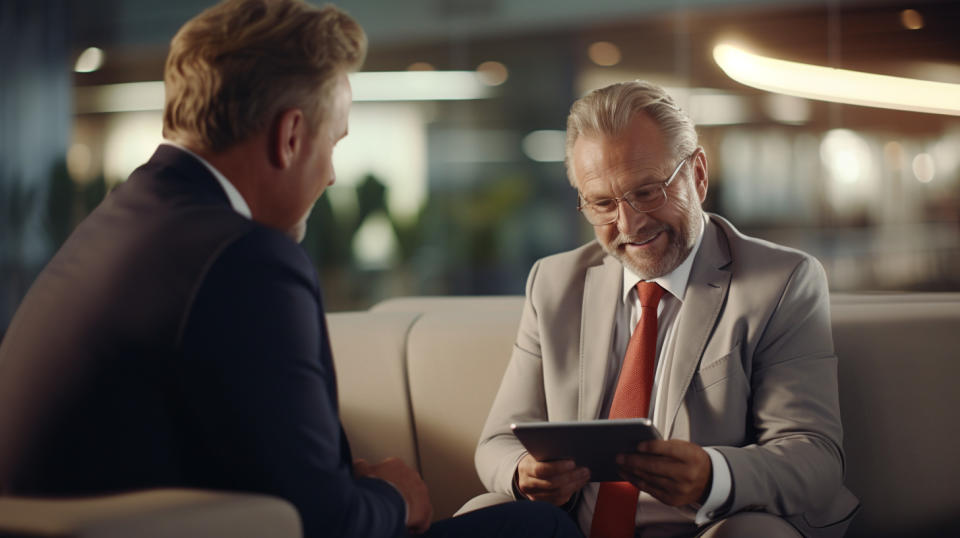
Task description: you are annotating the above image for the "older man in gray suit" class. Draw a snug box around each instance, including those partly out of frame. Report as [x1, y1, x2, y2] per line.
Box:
[473, 81, 859, 537]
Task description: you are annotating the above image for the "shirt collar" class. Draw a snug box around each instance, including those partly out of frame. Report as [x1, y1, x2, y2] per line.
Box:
[621, 213, 708, 304]
[161, 141, 252, 219]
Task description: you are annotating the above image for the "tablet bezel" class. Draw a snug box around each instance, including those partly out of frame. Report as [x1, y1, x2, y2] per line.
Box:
[510, 418, 662, 482]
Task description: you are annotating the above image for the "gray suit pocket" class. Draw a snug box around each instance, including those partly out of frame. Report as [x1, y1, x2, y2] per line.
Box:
[693, 344, 744, 392]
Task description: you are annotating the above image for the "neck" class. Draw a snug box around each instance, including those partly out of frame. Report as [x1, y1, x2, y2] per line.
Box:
[178, 136, 274, 222]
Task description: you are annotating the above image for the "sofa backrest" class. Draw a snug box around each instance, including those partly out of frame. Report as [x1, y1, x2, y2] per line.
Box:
[831, 295, 960, 537]
[327, 311, 422, 469]
[329, 293, 960, 536]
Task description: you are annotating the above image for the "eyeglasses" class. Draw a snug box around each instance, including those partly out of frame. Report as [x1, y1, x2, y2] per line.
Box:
[576, 155, 690, 226]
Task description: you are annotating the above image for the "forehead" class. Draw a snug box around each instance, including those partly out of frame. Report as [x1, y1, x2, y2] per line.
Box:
[571, 113, 672, 194]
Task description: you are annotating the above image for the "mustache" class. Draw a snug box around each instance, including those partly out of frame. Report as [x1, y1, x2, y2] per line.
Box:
[612, 226, 669, 248]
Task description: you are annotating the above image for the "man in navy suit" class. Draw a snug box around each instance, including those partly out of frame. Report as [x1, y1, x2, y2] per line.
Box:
[0, 1, 581, 536]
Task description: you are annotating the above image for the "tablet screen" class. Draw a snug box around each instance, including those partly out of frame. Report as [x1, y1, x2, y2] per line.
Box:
[511, 418, 661, 482]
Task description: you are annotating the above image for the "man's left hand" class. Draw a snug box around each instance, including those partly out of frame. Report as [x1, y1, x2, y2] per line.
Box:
[616, 439, 712, 507]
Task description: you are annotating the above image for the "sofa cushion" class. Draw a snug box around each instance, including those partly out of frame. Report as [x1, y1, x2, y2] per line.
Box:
[0, 489, 300, 538]
[327, 311, 421, 471]
[832, 296, 960, 537]
[405, 308, 522, 520]
[371, 295, 524, 314]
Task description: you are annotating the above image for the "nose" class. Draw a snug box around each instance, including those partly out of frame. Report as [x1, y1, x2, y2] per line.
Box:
[615, 199, 650, 235]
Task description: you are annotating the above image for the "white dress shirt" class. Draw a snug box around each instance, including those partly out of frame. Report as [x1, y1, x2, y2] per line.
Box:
[160, 141, 252, 219]
[577, 214, 732, 534]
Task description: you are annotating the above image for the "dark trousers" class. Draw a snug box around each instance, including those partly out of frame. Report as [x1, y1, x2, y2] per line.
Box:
[422, 501, 583, 538]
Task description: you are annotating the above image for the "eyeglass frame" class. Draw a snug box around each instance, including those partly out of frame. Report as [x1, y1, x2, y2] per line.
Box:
[576, 153, 693, 226]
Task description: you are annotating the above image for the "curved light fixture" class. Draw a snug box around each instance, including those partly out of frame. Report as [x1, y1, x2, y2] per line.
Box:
[713, 42, 960, 117]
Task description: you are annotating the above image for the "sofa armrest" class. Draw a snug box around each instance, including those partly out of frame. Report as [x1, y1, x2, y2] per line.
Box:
[0, 489, 300, 538]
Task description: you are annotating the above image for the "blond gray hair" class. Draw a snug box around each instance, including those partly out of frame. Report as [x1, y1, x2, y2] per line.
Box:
[163, 0, 367, 152]
[564, 80, 698, 185]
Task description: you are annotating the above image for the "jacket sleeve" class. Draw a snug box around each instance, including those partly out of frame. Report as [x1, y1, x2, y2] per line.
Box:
[178, 227, 405, 538]
[475, 259, 546, 498]
[712, 255, 846, 518]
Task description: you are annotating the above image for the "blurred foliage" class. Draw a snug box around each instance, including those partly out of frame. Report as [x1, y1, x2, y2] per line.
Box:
[44, 158, 111, 251]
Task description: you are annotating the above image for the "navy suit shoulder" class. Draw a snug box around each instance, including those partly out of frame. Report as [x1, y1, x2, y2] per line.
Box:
[0, 145, 406, 538]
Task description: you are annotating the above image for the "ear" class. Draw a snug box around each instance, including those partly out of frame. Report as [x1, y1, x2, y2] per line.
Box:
[692, 148, 709, 203]
[271, 108, 306, 170]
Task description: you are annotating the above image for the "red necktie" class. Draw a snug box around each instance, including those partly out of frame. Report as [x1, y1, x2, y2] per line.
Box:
[590, 282, 665, 538]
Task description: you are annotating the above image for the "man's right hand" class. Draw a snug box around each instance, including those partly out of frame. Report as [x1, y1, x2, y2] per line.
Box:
[516, 454, 591, 505]
[354, 457, 433, 534]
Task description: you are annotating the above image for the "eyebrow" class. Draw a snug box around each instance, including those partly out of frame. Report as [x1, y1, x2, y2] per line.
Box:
[580, 172, 670, 196]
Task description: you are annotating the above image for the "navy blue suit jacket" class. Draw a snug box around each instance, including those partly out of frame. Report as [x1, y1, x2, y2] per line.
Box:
[0, 145, 406, 537]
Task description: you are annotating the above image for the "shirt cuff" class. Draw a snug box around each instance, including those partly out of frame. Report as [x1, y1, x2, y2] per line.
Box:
[695, 447, 732, 525]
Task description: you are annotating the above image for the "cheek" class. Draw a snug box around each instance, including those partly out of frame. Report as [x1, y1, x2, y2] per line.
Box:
[666, 186, 700, 220]
[311, 146, 334, 180]
[595, 224, 618, 245]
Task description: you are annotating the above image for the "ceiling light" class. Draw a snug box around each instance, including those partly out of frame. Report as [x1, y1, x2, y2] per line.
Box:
[588, 42, 621, 67]
[900, 9, 924, 30]
[406, 62, 435, 71]
[74, 47, 104, 73]
[476, 61, 509, 86]
[713, 42, 960, 116]
[912, 153, 935, 183]
[75, 71, 495, 114]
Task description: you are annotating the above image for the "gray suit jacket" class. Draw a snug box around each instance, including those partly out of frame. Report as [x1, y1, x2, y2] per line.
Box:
[475, 214, 859, 537]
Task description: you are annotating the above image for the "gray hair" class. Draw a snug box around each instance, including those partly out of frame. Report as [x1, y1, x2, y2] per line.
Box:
[564, 80, 698, 185]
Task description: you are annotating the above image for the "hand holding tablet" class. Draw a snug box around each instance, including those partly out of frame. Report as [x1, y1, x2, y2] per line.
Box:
[511, 418, 662, 482]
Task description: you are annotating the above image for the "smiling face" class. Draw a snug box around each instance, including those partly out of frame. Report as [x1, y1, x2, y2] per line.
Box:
[571, 112, 708, 279]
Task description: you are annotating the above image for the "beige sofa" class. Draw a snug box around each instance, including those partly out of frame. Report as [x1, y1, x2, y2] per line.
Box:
[2, 293, 958, 537]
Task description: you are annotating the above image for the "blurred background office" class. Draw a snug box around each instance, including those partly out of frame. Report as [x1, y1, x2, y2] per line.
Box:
[1, 0, 958, 330]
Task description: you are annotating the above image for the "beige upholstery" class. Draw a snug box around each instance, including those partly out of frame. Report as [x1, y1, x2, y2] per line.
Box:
[0, 489, 300, 538]
[2, 293, 958, 537]
[371, 295, 524, 314]
[337, 293, 960, 537]
[832, 298, 960, 537]
[405, 308, 523, 520]
[327, 310, 421, 469]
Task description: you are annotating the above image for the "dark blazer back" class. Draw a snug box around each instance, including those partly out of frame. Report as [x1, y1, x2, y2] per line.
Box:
[0, 145, 405, 538]
[0, 145, 254, 492]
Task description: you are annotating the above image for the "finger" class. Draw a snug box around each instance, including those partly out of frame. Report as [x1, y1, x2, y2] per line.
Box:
[522, 480, 583, 505]
[618, 468, 677, 500]
[635, 440, 668, 454]
[520, 467, 590, 495]
[520, 471, 581, 494]
[520, 475, 561, 494]
[636, 440, 698, 463]
[617, 453, 677, 481]
[529, 459, 577, 478]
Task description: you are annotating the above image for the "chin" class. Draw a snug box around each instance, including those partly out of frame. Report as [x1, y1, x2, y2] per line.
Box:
[621, 255, 674, 280]
[604, 237, 687, 280]
[287, 221, 307, 243]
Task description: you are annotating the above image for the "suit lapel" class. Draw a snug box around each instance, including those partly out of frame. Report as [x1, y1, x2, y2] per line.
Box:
[662, 217, 731, 438]
[579, 255, 622, 420]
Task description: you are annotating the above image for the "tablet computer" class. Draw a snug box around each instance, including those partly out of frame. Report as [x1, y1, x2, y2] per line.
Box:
[510, 418, 662, 482]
